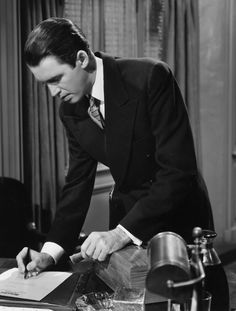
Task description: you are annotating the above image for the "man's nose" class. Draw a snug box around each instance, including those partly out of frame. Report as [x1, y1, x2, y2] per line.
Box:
[47, 84, 60, 97]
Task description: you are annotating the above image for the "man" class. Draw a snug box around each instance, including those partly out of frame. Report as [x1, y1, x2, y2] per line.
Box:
[17, 17, 214, 275]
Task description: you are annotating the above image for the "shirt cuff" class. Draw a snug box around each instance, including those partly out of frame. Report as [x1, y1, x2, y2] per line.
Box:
[117, 224, 142, 246]
[41, 242, 65, 264]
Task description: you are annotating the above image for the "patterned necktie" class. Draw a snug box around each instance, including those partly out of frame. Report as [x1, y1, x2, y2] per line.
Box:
[88, 96, 105, 129]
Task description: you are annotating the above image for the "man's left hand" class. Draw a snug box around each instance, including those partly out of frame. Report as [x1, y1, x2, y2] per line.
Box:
[78, 227, 131, 261]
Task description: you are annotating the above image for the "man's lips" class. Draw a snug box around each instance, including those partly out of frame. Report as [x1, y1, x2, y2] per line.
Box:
[60, 94, 71, 102]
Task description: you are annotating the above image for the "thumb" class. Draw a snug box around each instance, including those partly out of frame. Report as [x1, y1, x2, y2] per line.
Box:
[27, 260, 39, 272]
[70, 252, 84, 264]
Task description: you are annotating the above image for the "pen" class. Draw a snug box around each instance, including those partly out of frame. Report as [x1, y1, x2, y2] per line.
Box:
[24, 247, 30, 279]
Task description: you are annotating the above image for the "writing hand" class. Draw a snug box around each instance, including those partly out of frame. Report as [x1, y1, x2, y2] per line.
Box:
[80, 227, 131, 262]
[16, 247, 54, 278]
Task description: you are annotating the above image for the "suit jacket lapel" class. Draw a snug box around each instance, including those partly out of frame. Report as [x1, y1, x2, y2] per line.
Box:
[60, 96, 107, 165]
[98, 52, 137, 187]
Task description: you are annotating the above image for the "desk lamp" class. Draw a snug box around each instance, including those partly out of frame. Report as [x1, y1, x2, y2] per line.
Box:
[146, 227, 206, 311]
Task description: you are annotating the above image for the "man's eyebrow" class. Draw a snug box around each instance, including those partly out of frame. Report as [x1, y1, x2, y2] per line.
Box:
[45, 74, 62, 84]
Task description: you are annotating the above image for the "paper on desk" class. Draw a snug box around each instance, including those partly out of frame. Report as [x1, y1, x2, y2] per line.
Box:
[0, 268, 72, 301]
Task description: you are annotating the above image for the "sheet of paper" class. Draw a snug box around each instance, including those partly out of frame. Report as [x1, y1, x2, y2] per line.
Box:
[0, 268, 72, 301]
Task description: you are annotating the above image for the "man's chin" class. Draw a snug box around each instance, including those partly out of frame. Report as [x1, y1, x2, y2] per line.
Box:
[68, 99, 76, 104]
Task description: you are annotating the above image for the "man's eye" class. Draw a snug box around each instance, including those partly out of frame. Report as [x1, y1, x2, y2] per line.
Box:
[48, 80, 59, 85]
[46, 77, 62, 85]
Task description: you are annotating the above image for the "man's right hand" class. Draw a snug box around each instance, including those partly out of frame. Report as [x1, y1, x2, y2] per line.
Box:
[16, 247, 55, 277]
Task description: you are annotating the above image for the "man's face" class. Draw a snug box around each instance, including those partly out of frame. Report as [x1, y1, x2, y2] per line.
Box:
[29, 55, 92, 103]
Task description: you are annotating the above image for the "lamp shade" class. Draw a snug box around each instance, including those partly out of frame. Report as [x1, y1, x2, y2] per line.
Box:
[146, 231, 192, 301]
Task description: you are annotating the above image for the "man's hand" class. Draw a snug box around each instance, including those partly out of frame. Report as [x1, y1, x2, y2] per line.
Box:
[79, 227, 131, 262]
[16, 247, 55, 277]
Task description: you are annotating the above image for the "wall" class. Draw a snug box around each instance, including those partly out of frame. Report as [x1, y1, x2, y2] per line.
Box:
[199, 0, 231, 242]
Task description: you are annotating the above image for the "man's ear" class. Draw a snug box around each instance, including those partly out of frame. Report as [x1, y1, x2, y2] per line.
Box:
[76, 50, 89, 69]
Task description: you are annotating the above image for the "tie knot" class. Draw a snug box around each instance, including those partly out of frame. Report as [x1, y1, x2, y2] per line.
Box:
[88, 96, 105, 129]
[89, 96, 100, 108]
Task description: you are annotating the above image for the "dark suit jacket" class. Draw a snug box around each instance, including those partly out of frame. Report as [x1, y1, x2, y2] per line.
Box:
[47, 52, 214, 254]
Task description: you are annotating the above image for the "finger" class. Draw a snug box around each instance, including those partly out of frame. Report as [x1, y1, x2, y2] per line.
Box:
[16, 247, 29, 273]
[25, 269, 39, 279]
[92, 245, 103, 260]
[24, 270, 33, 279]
[70, 252, 84, 264]
[80, 237, 92, 258]
[84, 240, 97, 258]
[97, 248, 109, 262]
[26, 251, 43, 272]
[27, 259, 40, 272]
[31, 271, 39, 277]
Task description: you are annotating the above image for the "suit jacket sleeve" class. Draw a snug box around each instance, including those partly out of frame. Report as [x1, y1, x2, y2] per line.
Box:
[46, 115, 97, 254]
[119, 62, 206, 242]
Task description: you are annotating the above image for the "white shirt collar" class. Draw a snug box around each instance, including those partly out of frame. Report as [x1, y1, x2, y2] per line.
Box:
[91, 57, 104, 102]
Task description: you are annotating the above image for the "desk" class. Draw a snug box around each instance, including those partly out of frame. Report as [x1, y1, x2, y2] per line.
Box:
[0, 258, 169, 311]
[0, 258, 16, 272]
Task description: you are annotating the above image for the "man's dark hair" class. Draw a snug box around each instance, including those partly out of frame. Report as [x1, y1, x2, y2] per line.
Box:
[24, 17, 91, 67]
